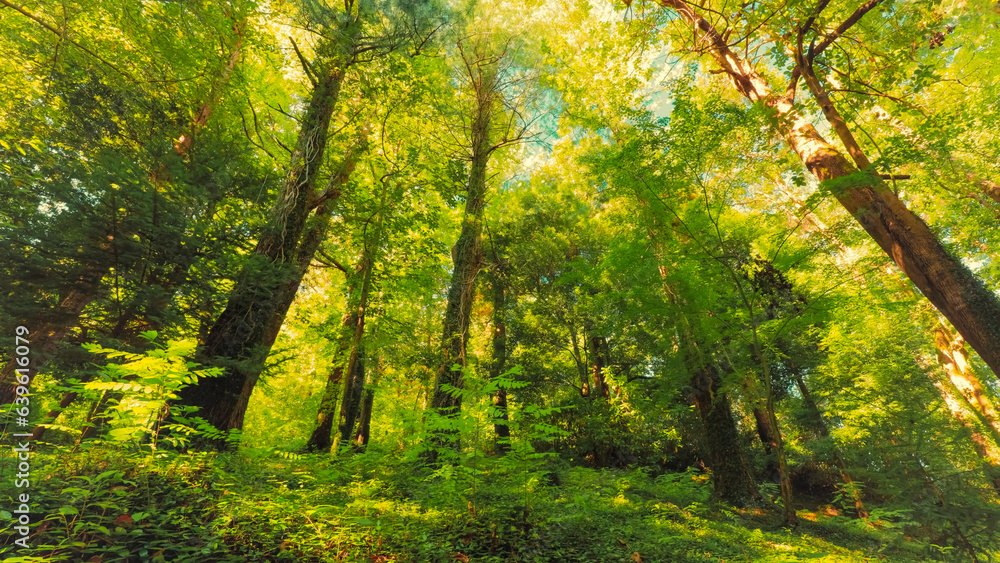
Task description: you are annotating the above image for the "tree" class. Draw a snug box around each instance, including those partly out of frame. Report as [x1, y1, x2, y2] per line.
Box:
[425, 31, 533, 451]
[178, 0, 439, 434]
[638, 0, 1000, 379]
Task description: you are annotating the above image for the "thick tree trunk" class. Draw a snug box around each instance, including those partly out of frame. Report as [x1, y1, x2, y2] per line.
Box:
[178, 65, 350, 432]
[659, 0, 1000, 379]
[688, 365, 760, 506]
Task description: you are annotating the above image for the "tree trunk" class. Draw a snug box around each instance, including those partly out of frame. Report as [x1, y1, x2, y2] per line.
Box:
[429, 153, 488, 419]
[178, 62, 351, 433]
[354, 353, 380, 448]
[355, 387, 375, 447]
[588, 331, 611, 399]
[336, 195, 385, 449]
[933, 322, 1000, 445]
[752, 406, 776, 455]
[304, 362, 345, 453]
[688, 365, 761, 506]
[570, 324, 589, 396]
[426, 41, 501, 439]
[659, 0, 1000, 379]
[926, 325, 1000, 492]
[488, 258, 510, 453]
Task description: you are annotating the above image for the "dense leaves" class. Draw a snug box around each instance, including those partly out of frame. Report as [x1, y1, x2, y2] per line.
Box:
[3, 0, 1000, 560]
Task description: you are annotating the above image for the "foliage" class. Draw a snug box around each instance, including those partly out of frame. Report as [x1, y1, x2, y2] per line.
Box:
[3, 0, 1000, 560]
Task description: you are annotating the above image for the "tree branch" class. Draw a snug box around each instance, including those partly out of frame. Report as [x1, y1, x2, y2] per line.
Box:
[808, 0, 885, 62]
[289, 36, 318, 88]
[0, 0, 139, 83]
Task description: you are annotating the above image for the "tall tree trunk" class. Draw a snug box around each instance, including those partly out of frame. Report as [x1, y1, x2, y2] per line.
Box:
[304, 194, 379, 453]
[178, 61, 352, 432]
[429, 152, 488, 419]
[355, 387, 375, 447]
[659, 0, 1000, 379]
[427, 94, 493, 455]
[588, 330, 611, 399]
[570, 324, 589, 396]
[688, 365, 761, 506]
[354, 355, 379, 447]
[337, 182, 387, 449]
[925, 324, 1000, 492]
[928, 375, 1000, 493]
[425, 39, 504, 442]
[487, 255, 510, 453]
[933, 322, 1000, 444]
[304, 362, 345, 453]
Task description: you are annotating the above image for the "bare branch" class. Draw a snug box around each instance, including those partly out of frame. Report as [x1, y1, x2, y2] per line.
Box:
[290, 36, 319, 88]
[809, 0, 885, 62]
[0, 0, 139, 83]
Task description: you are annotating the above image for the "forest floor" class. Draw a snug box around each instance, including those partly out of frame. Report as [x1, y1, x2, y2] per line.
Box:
[0, 445, 972, 562]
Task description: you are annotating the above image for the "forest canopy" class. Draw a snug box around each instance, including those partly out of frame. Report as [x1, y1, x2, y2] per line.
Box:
[2, 0, 1000, 561]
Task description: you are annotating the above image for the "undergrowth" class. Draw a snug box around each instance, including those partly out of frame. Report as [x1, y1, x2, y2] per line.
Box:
[1, 444, 967, 562]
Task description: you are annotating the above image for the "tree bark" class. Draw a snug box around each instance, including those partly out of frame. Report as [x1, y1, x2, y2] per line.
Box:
[487, 255, 510, 453]
[658, 0, 1000, 379]
[354, 355, 379, 447]
[429, 152, 488, 420]
[178, 60, 352, 432]
[688, 365, 761, 506]
[304, 361, 345, 453]
[933, 322, 1000, 445]
[588, 331, 611, 399]
[570, 324, 589, 396]
[355, 387, 375, 447]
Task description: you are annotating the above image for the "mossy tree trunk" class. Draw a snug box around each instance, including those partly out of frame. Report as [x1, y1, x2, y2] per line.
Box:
[426, 44, 501, 453]
[179, 48, 354, 432]
[688, 365, 761, 506]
